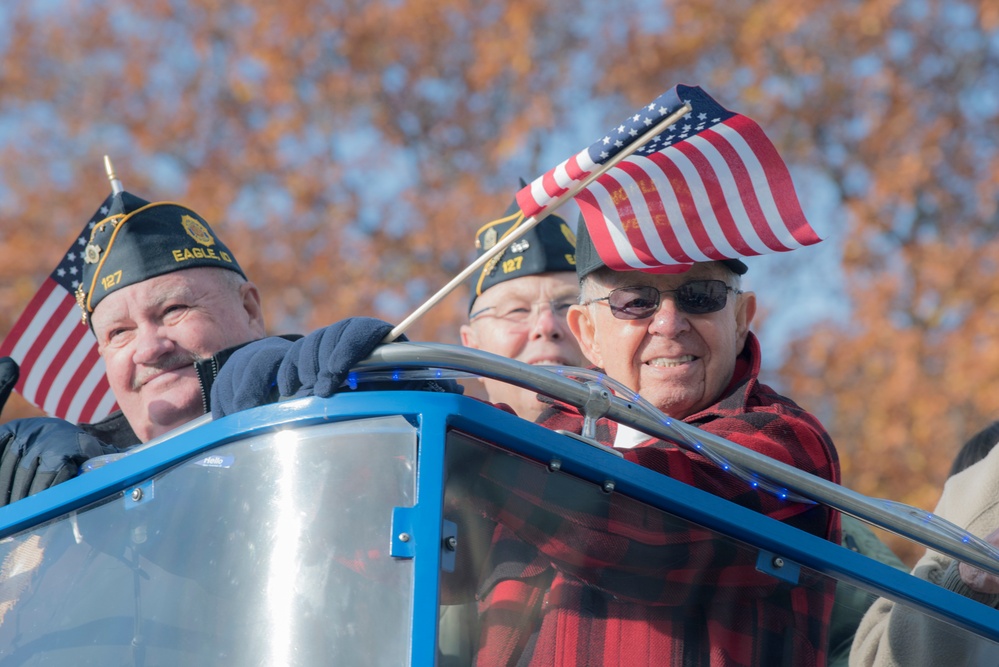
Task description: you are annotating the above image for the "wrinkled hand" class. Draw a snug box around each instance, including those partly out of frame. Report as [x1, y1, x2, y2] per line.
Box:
[0, 357, 19, 418]
[0, 418, 116, 507]
[959, 525, 999, 594]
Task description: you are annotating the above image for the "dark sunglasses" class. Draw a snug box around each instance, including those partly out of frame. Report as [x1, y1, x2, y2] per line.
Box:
[587, 280, 742, 320]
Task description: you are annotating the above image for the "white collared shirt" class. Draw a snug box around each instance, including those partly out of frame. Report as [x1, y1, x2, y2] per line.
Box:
[614, 423, 655, 449]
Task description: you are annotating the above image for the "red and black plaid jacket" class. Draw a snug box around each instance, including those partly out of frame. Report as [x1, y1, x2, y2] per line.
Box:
[468, 333, 841, 666]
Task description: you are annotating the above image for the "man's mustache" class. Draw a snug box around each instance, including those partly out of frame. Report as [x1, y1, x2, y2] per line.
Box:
[131, 352, 200, 390]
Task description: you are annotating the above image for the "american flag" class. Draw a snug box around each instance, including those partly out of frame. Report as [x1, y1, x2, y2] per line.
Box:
[516, 84, 822, 273]
[0, 195, 118, 423]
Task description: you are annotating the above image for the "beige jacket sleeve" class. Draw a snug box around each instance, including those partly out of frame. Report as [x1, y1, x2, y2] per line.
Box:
[850, 447, 999, 666]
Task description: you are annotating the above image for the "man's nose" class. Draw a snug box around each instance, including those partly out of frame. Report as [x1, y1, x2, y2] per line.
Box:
[529, 302, 567, 340]
[132, 324, 174, 365]
[647, 296, 691, 337]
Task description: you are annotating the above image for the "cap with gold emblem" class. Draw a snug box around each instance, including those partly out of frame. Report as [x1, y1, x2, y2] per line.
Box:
[77, 191, 245, 327]
[469, 185, 577, 311]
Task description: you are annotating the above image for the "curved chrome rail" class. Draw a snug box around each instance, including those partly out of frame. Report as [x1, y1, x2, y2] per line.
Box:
[356, 341, 999, 578]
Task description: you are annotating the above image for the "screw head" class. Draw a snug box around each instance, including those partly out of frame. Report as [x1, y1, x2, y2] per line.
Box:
[131, 487, 143, 502]
[398, 532, 411, 543]
[772, 557, 785, 569]
[444, 536, 457, 551]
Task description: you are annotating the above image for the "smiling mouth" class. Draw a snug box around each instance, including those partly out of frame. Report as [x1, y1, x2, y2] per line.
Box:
[136, 369, 176, 390]
[646, 355, 696, 368]
[134, 364, 191, 390]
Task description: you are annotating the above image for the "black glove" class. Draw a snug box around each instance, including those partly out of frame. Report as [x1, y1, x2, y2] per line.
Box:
[0, 418, 116, 506]
[211, 317, 461, 419]
[0, 357, 19, 418]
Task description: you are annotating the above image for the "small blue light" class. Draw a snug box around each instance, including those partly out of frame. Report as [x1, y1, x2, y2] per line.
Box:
[694, 443, 702, 449]
[347, 373, 358, 390]
[722, 464, 730, 471]
[779, 491, 787, 500]
[435, 369, 442, 378]
[751, 481, 759, 488]
[962, 535, 970, 543]
[392, 371, 401, 381]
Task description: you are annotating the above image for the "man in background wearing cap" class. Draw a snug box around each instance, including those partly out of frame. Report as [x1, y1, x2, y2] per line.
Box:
[459, 195, 584, 421]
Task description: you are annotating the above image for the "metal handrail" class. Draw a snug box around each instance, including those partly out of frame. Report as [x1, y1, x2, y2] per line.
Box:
[356, 341, 999, 578]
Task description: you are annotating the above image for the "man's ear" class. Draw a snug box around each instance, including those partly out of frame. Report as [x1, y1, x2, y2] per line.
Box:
[567, 304, 603, 368]
[459, 324, 479, 350]
[735, 291, 756, 350]
[240, 281, 267, 337]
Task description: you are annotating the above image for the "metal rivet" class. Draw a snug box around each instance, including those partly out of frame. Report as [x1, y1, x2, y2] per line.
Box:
[398, 533, 411, 543]
[444, 536, 457, 551]
[548, 459, 562, 472]
[131, 488, 143, 502]
[772, 557, 784, 569]
[602, 480, 615, 494]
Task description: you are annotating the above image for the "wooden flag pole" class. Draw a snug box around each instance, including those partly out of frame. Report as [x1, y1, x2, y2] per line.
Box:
[383, 102, 692, 343]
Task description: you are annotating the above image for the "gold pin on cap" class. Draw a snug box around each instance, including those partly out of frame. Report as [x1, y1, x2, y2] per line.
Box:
[483, 227, 497, 250]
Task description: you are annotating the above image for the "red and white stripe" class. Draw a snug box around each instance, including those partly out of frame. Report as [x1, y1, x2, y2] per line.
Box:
[0, 278, 116, 423]
[516, 148, 599, 220]
[575, 115, 820, 272]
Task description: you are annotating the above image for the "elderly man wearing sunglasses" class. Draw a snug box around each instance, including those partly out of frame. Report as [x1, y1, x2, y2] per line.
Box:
[571, 274, 748, 425]
[466, 220, 842, 666]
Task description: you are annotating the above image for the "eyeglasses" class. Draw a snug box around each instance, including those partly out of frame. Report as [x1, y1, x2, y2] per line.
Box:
[470, 298, 575, 327]
[585, 280, 742, 320]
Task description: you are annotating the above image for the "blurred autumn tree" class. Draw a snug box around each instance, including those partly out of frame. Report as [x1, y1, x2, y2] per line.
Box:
[0, 0, 997, 561]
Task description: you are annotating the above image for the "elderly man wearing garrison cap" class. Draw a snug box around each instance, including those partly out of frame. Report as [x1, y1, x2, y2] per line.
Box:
[73, 191, 267, 447]
[0, 186, 450, 502]
[0, 191, 266, 502]
[459, 192, 584, 421]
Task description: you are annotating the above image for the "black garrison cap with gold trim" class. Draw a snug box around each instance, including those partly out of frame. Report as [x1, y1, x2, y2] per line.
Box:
[77, 192, 245, 326]
[470, 188, 577, 310]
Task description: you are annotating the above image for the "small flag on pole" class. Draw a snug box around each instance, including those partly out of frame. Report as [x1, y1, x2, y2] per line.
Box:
[0, 195, 119, 423]
[516, 84, 822, 273]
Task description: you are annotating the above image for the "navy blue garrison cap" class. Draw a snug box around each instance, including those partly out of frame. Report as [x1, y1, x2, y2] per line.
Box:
[77, 191, 245, 326]
[470, 187, 577, 310]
